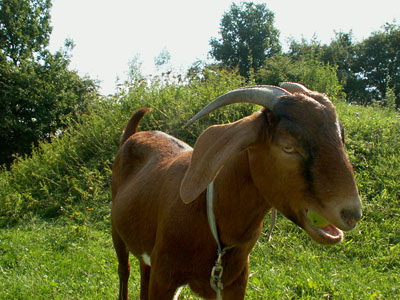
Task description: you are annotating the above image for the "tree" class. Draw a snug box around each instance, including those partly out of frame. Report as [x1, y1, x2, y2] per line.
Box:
[318, 31, 367, 103]
[0, 45, 97, 166]
[352, 22, 400, 107]
[209, 2, 281, 78]
[287, 36, 324, 61]
[0, 0, 52, 64]
[0, 0, 97, 166]
[154, 47, 172, 73]
[321, 32, 355, 77]
[284, 27, 400, 107]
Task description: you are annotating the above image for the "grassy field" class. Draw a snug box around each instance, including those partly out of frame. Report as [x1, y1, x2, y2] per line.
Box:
[1, 72, 399, 299]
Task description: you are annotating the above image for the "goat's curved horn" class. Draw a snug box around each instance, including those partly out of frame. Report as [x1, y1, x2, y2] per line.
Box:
[280, 82, 311, 95]
[184, 85, 290, 128]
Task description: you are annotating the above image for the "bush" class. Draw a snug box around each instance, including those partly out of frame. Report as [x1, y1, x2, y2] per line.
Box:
[256, 55, 346, 101]
[0, 99, 118, 225]
[0, 69, 253, 224]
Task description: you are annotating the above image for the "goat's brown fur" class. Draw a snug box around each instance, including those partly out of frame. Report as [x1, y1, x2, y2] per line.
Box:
[111, 88, 361, 299]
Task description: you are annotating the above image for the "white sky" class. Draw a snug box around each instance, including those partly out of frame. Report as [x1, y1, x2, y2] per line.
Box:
[48, 0, 399, 95]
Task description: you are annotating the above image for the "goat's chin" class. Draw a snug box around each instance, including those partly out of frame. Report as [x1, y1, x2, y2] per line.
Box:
[303, 220, 344, 245]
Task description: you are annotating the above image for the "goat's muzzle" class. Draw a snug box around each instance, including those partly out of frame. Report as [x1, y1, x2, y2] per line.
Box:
[340, 205, 363, 230]
[302, 196, 362, 245]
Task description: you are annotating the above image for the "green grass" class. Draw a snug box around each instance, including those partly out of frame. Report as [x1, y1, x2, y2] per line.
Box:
[0, 219, 119, 299]
[0, 70, 399, 299]
[1, 216, 397, 299]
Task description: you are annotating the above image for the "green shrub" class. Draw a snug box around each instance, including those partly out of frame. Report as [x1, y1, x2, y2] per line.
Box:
[0, 99, 119, 225]
[257, 56, 346, 101]
[0, 69, 253, 224]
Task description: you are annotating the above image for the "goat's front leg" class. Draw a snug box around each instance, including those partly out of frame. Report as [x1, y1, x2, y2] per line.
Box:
[148, 275, 179, 300]
[139, 262, 151, 300]
[148, 257, 180, 300]
[222, 263, 249, 300]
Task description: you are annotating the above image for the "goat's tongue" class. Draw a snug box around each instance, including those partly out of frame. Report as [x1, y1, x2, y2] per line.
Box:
[319, 224, 341, 238]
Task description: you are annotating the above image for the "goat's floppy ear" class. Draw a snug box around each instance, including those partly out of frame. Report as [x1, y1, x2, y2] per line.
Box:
[180, 112, 264, 203]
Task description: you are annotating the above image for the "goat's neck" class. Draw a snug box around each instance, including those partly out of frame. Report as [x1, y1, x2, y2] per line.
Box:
[213, 150, 270, 247]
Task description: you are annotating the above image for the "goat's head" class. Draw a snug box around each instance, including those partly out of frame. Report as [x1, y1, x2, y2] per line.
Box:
[180, 83, 362, 245]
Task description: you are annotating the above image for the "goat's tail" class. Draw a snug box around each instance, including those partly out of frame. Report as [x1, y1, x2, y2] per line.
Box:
[120, 107, 152, 147]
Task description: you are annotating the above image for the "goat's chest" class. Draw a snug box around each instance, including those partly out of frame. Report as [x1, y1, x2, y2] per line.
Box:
[183, 247, 249, 297]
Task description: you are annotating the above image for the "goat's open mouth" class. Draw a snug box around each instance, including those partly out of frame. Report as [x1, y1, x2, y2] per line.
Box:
[303, 210, 343, 245]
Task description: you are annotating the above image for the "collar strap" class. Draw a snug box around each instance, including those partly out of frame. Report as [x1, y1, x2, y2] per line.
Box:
[207, 181, 234, 252]
[206, 180, 224, 251]
[206, 179, 275, 299]
[207, 180, 229, 298]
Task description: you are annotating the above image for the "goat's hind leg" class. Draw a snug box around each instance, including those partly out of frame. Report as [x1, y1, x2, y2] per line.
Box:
[112, 228, 131, 300]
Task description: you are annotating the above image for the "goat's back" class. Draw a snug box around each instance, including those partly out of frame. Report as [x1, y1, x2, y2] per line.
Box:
[111, 130, 192, 257]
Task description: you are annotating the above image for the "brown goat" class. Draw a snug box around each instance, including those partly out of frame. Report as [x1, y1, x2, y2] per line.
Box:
[111, 83, 362, 300]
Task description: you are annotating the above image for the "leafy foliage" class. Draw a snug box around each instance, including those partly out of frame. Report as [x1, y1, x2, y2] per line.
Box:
[0, 0, 98, 166]
[0, 0, 52, 64]
[0, 47, 97, 166]
[209, 2, 281, 78]
[256, 55, 345, 100]
[353, 23, 400, 106]
[319, 32, 359, 100]
[0, 69, 252, 223]
[286, 23, 400, 107]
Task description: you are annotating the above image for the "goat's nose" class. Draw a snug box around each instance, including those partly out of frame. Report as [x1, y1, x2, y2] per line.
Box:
[341, 208, 362, 229]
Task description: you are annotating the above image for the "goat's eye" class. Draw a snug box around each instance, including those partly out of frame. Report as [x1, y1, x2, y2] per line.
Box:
[282, 146, 296, 154]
